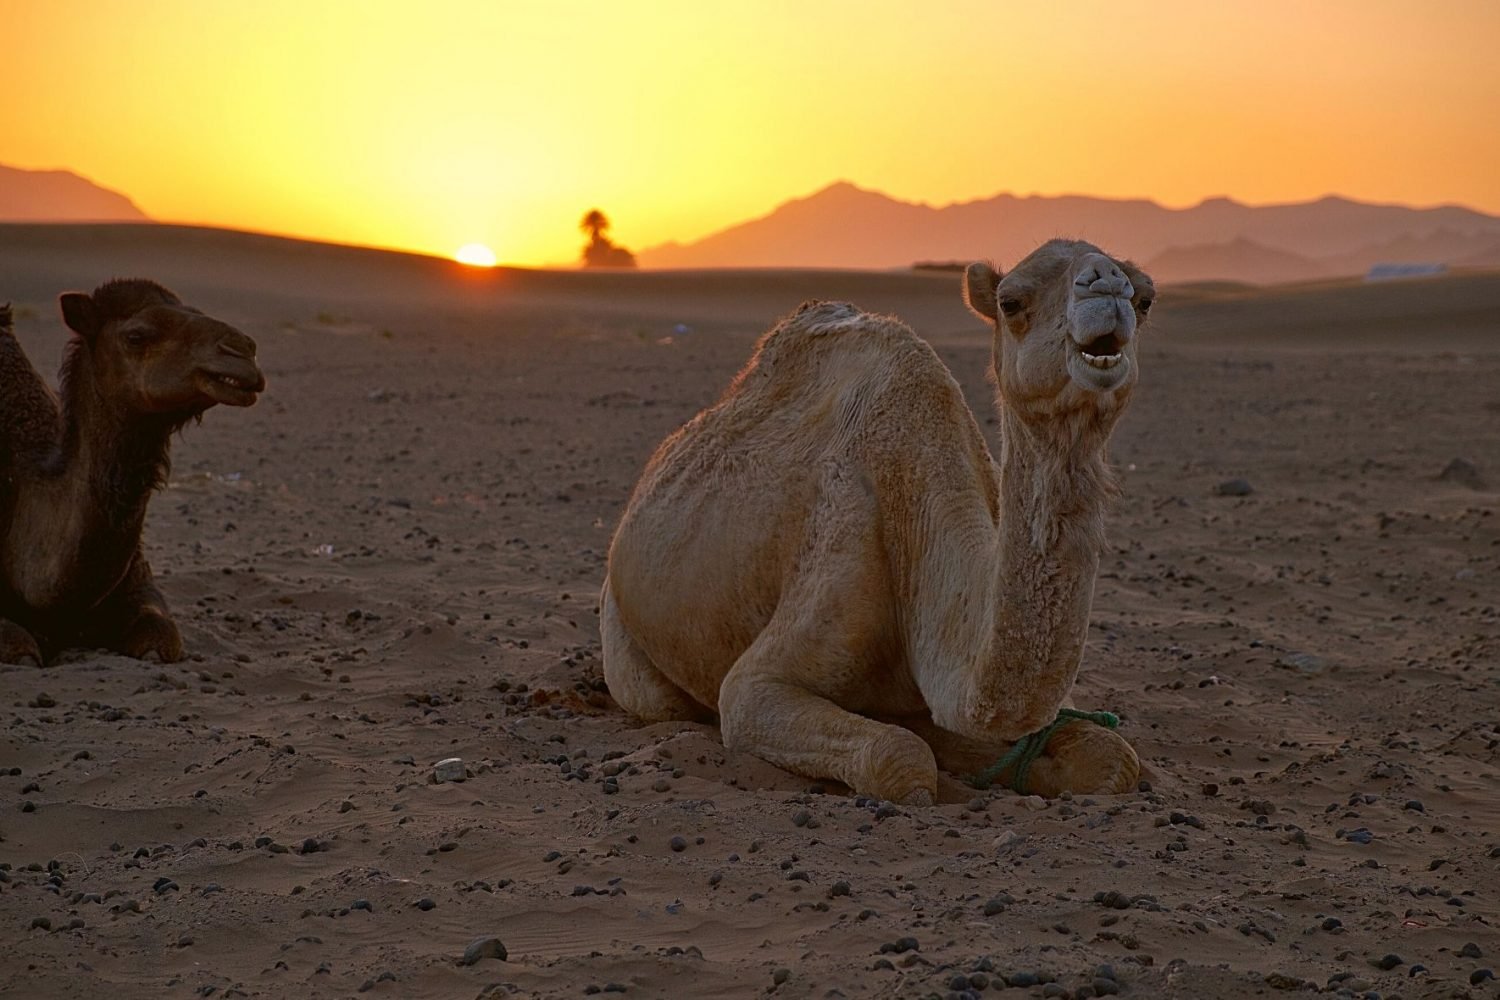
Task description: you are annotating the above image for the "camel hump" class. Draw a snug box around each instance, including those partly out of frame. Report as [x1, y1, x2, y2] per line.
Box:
[792, 300, 861, 322]
[759, 300, 919, 368]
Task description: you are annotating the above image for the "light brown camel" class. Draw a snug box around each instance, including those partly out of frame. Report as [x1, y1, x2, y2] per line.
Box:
[602, 239, 1154, 804]
[0, 282, 265, 666]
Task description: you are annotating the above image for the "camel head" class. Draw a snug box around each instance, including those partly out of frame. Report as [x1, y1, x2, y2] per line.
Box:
[58, 280, 266, 417]
[963, 239, 1153, 423]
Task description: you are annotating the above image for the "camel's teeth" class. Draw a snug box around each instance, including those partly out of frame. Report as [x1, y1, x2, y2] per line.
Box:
[1082, 352, 1121, 370]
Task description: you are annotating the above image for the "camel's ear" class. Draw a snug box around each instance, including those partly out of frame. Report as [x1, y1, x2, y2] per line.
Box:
[59, 292, 101, 341]
[963, 262, 1000, 322]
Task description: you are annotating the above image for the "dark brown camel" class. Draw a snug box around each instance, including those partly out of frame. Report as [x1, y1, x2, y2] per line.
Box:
[0, 281, 265, 666]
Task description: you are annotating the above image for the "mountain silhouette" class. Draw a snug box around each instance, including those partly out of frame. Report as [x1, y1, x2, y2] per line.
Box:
[0, 163, 149, 222]
[638, 181, 1500, 282]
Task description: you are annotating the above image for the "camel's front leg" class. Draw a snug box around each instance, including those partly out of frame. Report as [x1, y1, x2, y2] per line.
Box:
[0, 616, 45, 667]
[719, 630, 939, 806]
[901, 713, 1139, 797]
[92, 551, 184, 663]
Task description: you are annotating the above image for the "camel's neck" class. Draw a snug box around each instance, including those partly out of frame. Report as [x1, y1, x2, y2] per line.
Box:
[56, 352, 177, 537]
[993, 401, 1114, 707]
[994, 404, 1113, 559]
[41, 350, 180, 580]
[958, 401, 1116, 737]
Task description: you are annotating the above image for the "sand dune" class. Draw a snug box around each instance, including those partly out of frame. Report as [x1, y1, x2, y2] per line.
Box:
[2, 224, 1498, 999]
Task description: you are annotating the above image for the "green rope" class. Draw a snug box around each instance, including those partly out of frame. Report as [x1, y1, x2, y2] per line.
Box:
[966, 708, 1119, 794]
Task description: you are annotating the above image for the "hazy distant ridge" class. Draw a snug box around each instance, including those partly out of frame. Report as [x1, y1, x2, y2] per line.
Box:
[0, 163, 150, 222]
[639, 181, 1500, 282]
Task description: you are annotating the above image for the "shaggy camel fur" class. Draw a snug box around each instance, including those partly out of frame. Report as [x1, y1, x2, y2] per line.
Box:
[0, 282, 265, 666]
[603, 239, 1154, 803]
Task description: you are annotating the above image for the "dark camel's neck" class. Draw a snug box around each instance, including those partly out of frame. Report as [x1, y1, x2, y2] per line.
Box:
[55, 346, 179, 543]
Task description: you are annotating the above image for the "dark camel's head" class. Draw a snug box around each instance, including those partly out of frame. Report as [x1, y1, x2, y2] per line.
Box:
[59, 280, 266, 415]
[964, 239, 1153, 426]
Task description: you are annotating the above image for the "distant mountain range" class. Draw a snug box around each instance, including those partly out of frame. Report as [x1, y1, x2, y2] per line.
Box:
[8, 161, 1500, 284]
[0, 163, 149, 222]
[639, 181, 1500, 283]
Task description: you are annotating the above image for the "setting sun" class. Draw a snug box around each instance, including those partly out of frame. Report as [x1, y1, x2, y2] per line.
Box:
[455, 243, 498, 267]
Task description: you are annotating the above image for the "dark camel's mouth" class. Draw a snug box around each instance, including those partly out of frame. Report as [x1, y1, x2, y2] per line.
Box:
[197, 366, 267, 406]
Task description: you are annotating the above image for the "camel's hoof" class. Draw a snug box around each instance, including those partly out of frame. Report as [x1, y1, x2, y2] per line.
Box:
[856, 725, 938, 806]
[897, 788, 935, 808]
[1029, 720, 1140, 797]
[120, 612, 185, 663]
[0, 624, 45, 668]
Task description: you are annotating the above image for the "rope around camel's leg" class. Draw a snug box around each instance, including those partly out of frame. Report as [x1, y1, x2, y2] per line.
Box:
[966, 709, 1119, 794]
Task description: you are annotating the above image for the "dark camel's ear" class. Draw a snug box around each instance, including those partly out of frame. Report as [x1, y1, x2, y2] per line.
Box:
[60, 292, 101, 342]
[963, 262, 1001, 322]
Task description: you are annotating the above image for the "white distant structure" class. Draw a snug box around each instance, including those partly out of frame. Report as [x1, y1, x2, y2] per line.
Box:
[1365, 262, 1447, 282]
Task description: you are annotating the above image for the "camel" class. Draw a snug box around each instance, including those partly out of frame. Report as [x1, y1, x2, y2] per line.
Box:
[0, 281, 265, 666]
[602, 239, 1154, 804]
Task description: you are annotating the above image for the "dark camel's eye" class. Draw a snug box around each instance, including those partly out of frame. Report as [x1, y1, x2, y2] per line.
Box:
[1138, 297, 1153, 315]
[999, 298, 1024, 317]
[122, 327, 157, 348]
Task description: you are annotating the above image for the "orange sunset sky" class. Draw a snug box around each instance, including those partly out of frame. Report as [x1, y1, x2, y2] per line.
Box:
[6, 0, 1500, 267]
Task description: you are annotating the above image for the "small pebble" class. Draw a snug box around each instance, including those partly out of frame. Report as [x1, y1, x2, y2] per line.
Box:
[1460, 943, 1483, 959]
[1471, 969, 1495, 986]
[460, 936, 507, 965]
[433, 757, 466, 783]
[668, 836, 687, 853]
[1374, 954, 1403, 971]
[1214, 477, 1253, 496]
[1439, 457, 1484, 489]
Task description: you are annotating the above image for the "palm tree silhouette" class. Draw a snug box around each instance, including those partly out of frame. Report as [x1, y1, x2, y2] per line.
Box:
[579, 209, 636, 268]
[580, 209, 609, 243]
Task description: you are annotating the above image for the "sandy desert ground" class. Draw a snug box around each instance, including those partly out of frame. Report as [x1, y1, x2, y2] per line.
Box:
[1, 224, 1498, 999]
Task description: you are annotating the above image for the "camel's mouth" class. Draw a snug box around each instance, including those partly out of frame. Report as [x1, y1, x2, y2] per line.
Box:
[197, 367, 266, 406]
[1077, 331, 1125, 367]
[1067, 331, 1131, 391]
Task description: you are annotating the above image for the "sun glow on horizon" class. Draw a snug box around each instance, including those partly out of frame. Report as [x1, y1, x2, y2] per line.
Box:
[454, 243, 498, 268]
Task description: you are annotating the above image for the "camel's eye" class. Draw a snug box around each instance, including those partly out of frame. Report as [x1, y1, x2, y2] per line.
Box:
[1138, 297, 1153, 315]
[122, 326, 158, 348]
[999, 297, 1024, 318]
